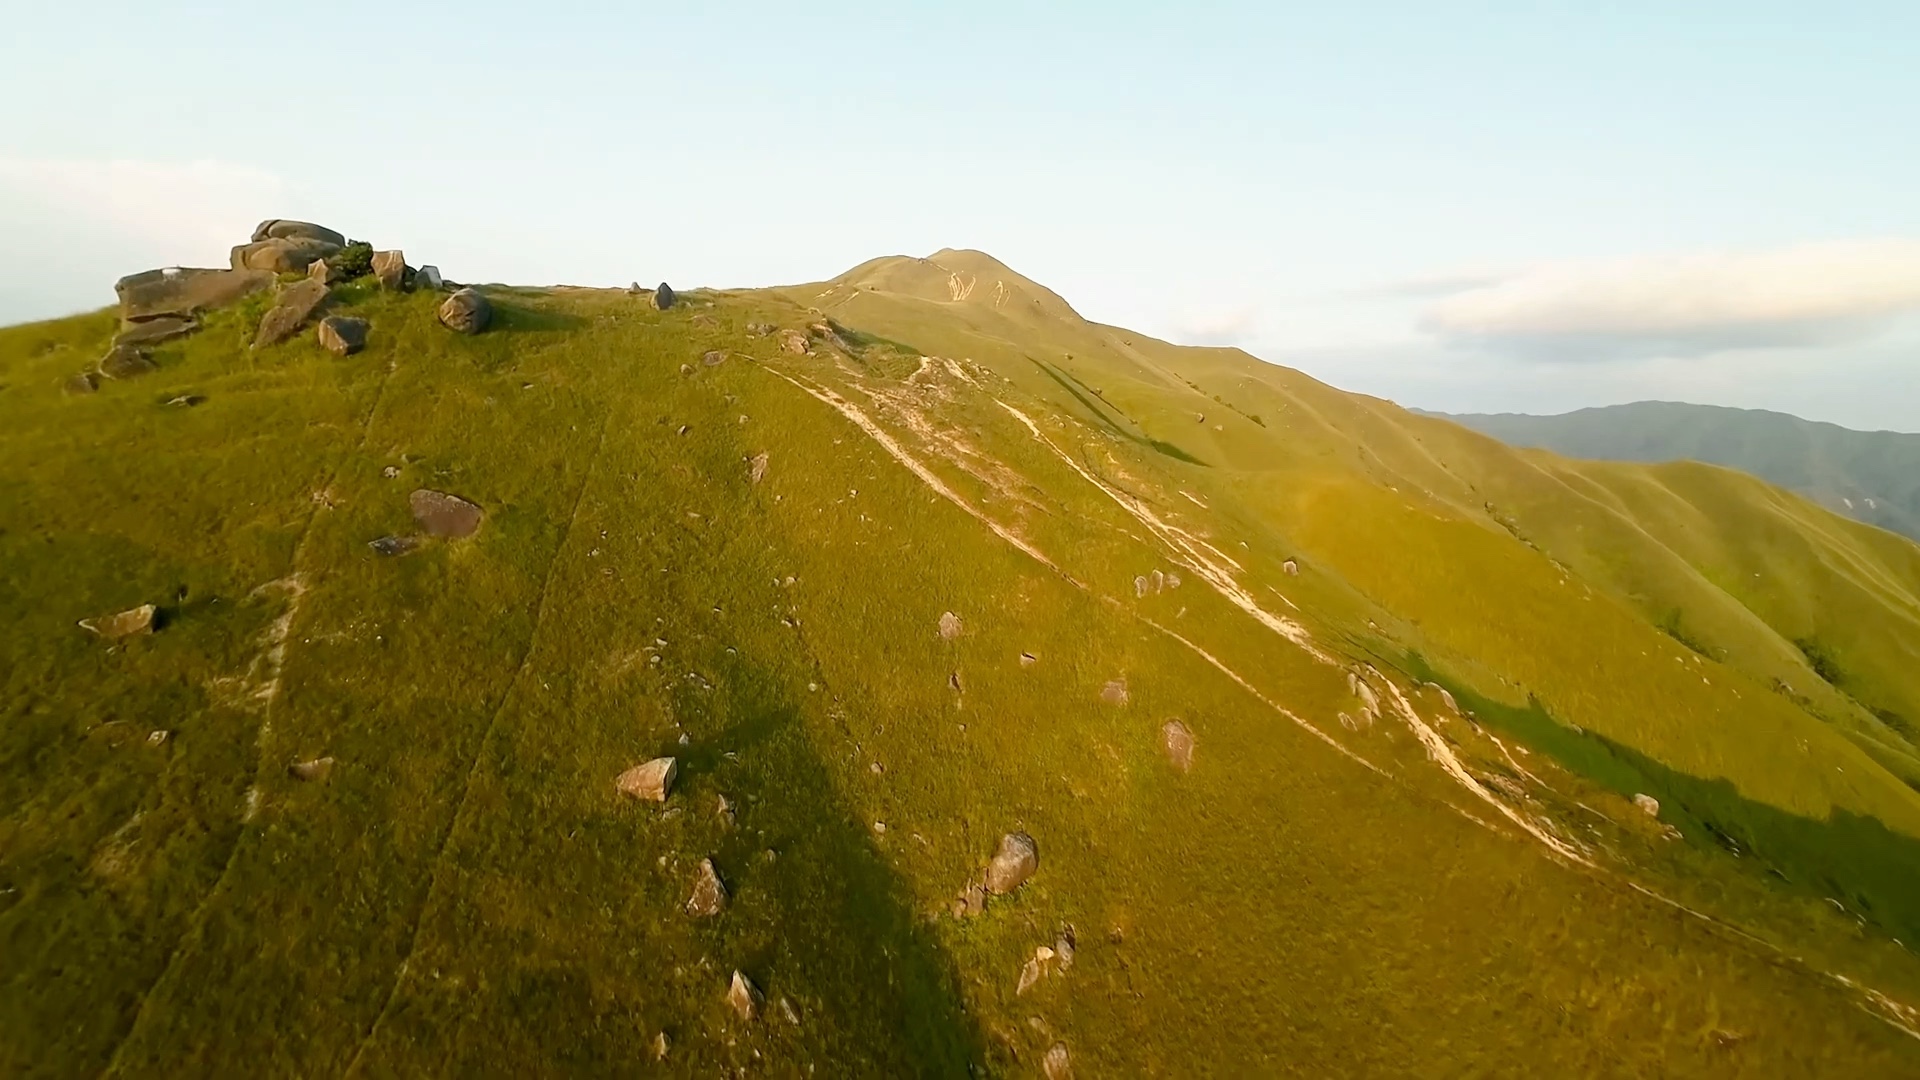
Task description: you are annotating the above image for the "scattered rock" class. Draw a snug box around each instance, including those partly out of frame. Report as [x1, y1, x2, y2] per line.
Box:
[1166, 571, 1182, 588]
[252, 219, 347, 246]
[1434, 685, 1460, 715]
[317, 316, 369, 356]
[415, 265, 444, 291]
[746, 322, 776, 337]
[1633, 793, 1660, 818]
[952, 876, 989, 919]
[308, 258, 343, 284]
[368, 535, 421, 557]
[409, 489, 484, 538]
[382, 465, 400, 479]
[628, 282, 645, 295]
[701, 350, 727, 366]
[686, 858, 729, 917]
[64, 372, 100, 395]
[653, 282, 676, 310]
[616, 756, 678, 802]
[253, 278, 331, 348]
[727, 971, 762, 1021]
[116, 266, 273, 323]
[98, 344, 158, 380]
[79, 604, 156, 639]
[371, 250, 407, 290]
[1161, 719, 1196, 773]
[949, 672, 964, 692]
[113, 315, 198, 349]
[438, 288, 491, 334]
[777, 329, 810, 354]
[1054, 925, 1076, 969]
[985, 832, 1039, 895]
[1043, 1042, 1071, 1079]
[778, 996, 800, 1025]
[652, 1032, 670, 1061]
[749, 452, 770, 485]
[147, 730, 170, 747]
[1017, 950, 1049, 995]
[1133, 575, 1149, 598]
[938, 611, 963, 640]
[165, 394, 205, 408]
[716, 794, 736, 827]
[1100, 678, 1129, 706]
[1019, 652, 1038, 668]
[289, 757, 335, 782]
[1282, 559, 1299, 576]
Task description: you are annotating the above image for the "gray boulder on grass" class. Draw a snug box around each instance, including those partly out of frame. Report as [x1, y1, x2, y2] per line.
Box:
[318, 316, 369, 356]
[253, 278, 331, 348]
[438, 288, 491, 334]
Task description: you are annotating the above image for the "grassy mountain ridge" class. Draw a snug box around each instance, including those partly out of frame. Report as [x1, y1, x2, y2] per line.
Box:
[1432, 401, 1920, 541]
[2, 251, 1919, 1074]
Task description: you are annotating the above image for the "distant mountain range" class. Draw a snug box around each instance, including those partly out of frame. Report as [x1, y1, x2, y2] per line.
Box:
[1429, 401, 1920, 542]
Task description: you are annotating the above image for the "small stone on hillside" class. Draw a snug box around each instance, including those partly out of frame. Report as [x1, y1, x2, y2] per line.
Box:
[382, 465, 400, 479]
[939, 611, 963, 640]
[166, 394, 205, 408]
[1161, 719, 1196, 773]
[371, 250, 406, 290]
[778, 329, 810, 354]
[80, 604, 157, 639]
[1434, 686, 1460, 715]
[289, 756, 335, 782]
[985, 831, 1039, 895]
[1633, 793, 1660, 818]
[409, 489, 484, 538]
[99, 344, 158, 379]
[318, 316, 368, 356]
[746, 322, 775, 337]
[653, 282, 676, 310]
[1043, 1042, 1072, 1079]
[1100, 678, 1129, 705]
[65, 372, 101, 395]
[616, 756, 678, 802]
[1282, 559, 1299, 576]
[701, 350, 726, 366]
[652, 1032, 669, 1061]
[716, 793, 736, 827]
[1019, 652, 1038, 667]
[749, 452, 770, 485]
[253, 278, 330, 348]
[686, 857, 729, 917]
[368, 534, 420, 557]
[438, 288, 491, 334]
[1134, 575, 1148, 598]
[147, 730, 170, 747]
[728, 971, 762, 1021]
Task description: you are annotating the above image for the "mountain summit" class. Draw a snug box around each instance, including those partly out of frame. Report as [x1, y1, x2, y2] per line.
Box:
[3, 235, 1919, 1075]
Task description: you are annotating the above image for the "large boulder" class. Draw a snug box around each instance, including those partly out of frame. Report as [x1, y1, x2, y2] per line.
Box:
[252, 219, 346, 246]
[318, 316, 369, 356]
[113, 315, 198, 349]
[415, 265, 444, 291]
[984, 832, 1039, 895]
[252, 278, 330, 348]
[653, 282, 676, 310]
[438, 288, 491, 334]
[116, 267, 273, 324]
[231, 236, 343, 275]
[409, 489, 484, 538]
[371, 250, 407, 290]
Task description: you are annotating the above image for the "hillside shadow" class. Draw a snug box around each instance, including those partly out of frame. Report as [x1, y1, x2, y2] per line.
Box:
[1030, 359, 1209, 466]
[1406, 653, 1920, 945]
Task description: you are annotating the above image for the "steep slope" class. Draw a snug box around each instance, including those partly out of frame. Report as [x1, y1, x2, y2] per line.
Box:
[1434, 401, 1920, 541]
[1, 251, 1918, 1076]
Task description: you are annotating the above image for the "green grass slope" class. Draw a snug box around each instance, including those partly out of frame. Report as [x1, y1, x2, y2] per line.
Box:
[1434, 401, 1920, 541]
[0, 252, 1917, 1076]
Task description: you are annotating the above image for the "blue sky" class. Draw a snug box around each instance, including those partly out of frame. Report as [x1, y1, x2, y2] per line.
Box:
[5, 2, 1917, 429]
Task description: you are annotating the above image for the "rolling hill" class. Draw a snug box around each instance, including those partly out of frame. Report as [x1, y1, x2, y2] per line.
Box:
[1433, 401, 1920, 542]
[3, 242, 1919, 1076]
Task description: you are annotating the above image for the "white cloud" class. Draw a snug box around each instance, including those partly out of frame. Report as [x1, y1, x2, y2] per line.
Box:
[1422, 239, 1920, 361]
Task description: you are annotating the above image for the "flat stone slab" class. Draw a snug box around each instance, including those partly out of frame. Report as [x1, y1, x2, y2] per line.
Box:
[408, 489, 483, 538]
[116, 267, 273, 323]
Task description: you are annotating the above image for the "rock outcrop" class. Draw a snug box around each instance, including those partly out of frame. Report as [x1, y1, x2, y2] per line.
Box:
[438, 288, 491, 334]
[409, 489, 484, 538]
[253, 278, 331, 348]
[616, 757, 678, 802]
[116, 266, 274, 324]
[232, 234, 342, 275]
[985, 832, 1039, 895]
[318, 316, 368, 356]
